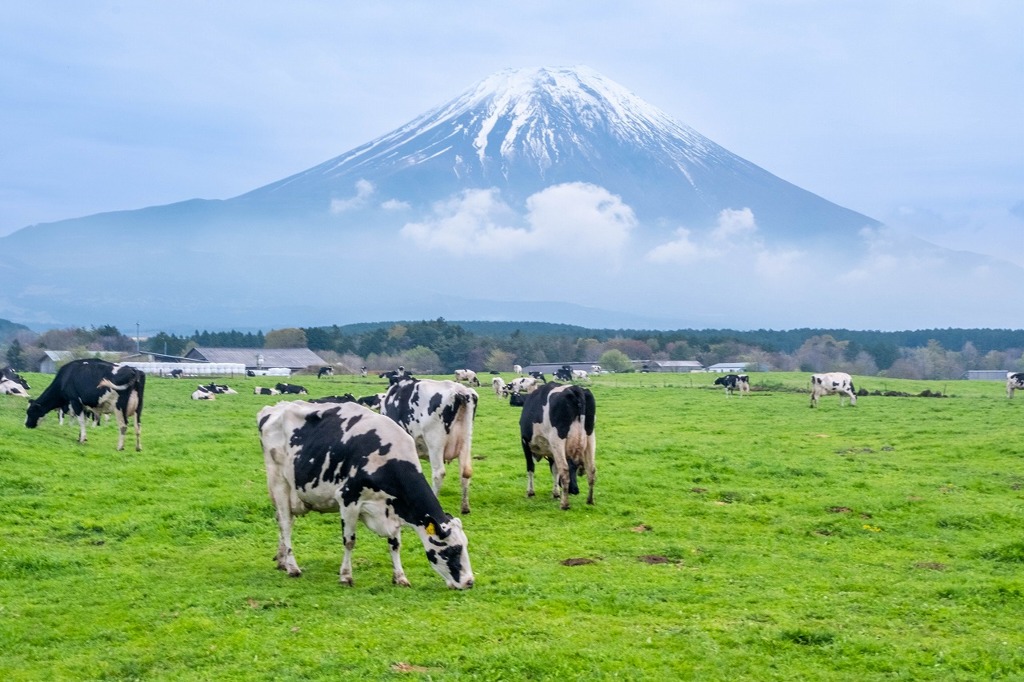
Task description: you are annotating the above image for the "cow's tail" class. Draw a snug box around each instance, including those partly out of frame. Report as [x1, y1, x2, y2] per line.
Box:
[565, 386, 590, 463]
[445, 391, 477, 480]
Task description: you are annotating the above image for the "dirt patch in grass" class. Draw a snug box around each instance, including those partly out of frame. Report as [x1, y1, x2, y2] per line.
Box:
[631, 524, 652, 533]
[827, 506, 852, 513]
[561, 557, 597, 566]
[914, 562, 948, 571]
[392, 662, 432, 673]
[638, 555, 678, 565]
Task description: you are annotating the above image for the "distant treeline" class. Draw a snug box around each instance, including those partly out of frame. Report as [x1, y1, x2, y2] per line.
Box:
[330, 320, 1024, 354]
[3, 318, 1023, 379]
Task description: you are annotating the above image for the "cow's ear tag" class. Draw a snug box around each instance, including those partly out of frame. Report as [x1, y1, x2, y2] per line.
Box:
[425, 522, 436, 536]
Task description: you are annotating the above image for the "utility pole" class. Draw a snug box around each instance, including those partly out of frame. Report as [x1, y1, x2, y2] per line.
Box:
[136, 322, 141, 353]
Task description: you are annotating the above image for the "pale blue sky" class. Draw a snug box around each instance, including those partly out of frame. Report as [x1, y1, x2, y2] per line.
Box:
[2, 1, 1021, 263]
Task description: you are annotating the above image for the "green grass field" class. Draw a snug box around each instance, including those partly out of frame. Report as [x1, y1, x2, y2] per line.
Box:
[1, 371, 1023, 680]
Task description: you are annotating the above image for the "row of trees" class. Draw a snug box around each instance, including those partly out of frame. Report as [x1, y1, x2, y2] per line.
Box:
[3, 320, 1023, 380]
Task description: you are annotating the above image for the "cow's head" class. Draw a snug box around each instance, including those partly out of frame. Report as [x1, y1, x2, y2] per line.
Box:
[25, 401, 46, 428]
[421, 516, 474, 590]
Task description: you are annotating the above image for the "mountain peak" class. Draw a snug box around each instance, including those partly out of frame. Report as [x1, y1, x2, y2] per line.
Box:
[244, 65, 873, 243]
[433, 65, 714, 170]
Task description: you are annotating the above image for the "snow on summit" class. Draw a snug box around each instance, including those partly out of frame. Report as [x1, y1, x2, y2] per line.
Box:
[241, 64, 877, 243]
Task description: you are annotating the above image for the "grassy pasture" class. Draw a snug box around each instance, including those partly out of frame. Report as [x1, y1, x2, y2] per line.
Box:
[1, 370, 1023, 680]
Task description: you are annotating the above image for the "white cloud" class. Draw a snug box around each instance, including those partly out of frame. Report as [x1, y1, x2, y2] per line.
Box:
[646, 227, 701, 263]
[646, 207, 809, 282]
[709, 207, 757, 241]
[400, 188, 524, 256]
[400, 182, 636, 260]
[329, 179, 375, 213]
[381, 198, 410, 211]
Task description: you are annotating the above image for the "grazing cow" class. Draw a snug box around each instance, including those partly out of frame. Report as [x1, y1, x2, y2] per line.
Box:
[1007, 372, 1024, 398]
[360, 366, 368, 377]
[519, 382, 597, 510]
[507, 376, 539, 394]
[191, 387, 216, 400]
[254, 386, 280, 395]
[513, 364, 523, 375]
[714, 374, 750, 397]
[454, 369, 480, 386]
[257, 400, 474, 589]
[383, 377, 478, 514]
[554, 365, 573, 382]
[169, 368, 184, 378]
[317, 366, 333, 379]
[810, 372, 857, 408]
[529, 371, 547, 382]
[2, 366, 30, 391]
[25, 359, 145, 451]
[275, 383, 308, 395]
[572, 369, 589, 381]
[491, 376, 508, 398]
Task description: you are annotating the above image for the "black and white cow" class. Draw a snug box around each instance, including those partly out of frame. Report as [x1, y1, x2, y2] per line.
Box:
[554, 365, 573, 382]
[714, 374, 750, 397]
[519, 382, 597, 510]
[169, 368, 184, 379]
[507, 376, 539, 395]
[257, 400, 474, 589]
[317, 366, 333, 379]
[200, 383, 237, 395]
[491, 376, 508, 398]
[254, 386, 280, 395]
[378, 369, 412, 385]
[1, 366, 30, 391]
[356, 393, 385, 412]
[382, 377, 478, 515]
[275, 383, 308, 395]
[454, 369, 480, 386]
[192, 386, 217, 400]
[1007, 372, 1024, 398]
[1, 367, 31, 397]
[810, 372, 857, 407]
[26, 359, 145, 451]
[1, 378, 30, 397]
[529, 371, 547, 382]
[309, 394, 357, 404]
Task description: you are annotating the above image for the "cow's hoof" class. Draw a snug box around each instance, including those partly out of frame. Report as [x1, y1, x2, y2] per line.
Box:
[393, 576, 411, 587]
[340, 577, 353, 587]
[461, 505, 471, 515]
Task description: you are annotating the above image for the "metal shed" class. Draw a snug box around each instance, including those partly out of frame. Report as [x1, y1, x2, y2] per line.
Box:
[185, 347, 327, 372]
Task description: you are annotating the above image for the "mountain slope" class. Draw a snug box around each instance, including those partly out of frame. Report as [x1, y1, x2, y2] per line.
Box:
[239, 66, 875, 243]
[0, 65, 1017, 331]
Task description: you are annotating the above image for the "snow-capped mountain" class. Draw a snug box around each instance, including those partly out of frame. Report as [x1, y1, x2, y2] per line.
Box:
[0, 66, 1019, 331]
[240, 66, 874, 244]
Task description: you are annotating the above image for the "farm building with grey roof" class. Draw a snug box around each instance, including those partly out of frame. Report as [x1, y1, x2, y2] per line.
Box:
[185, 347, 327, 371]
